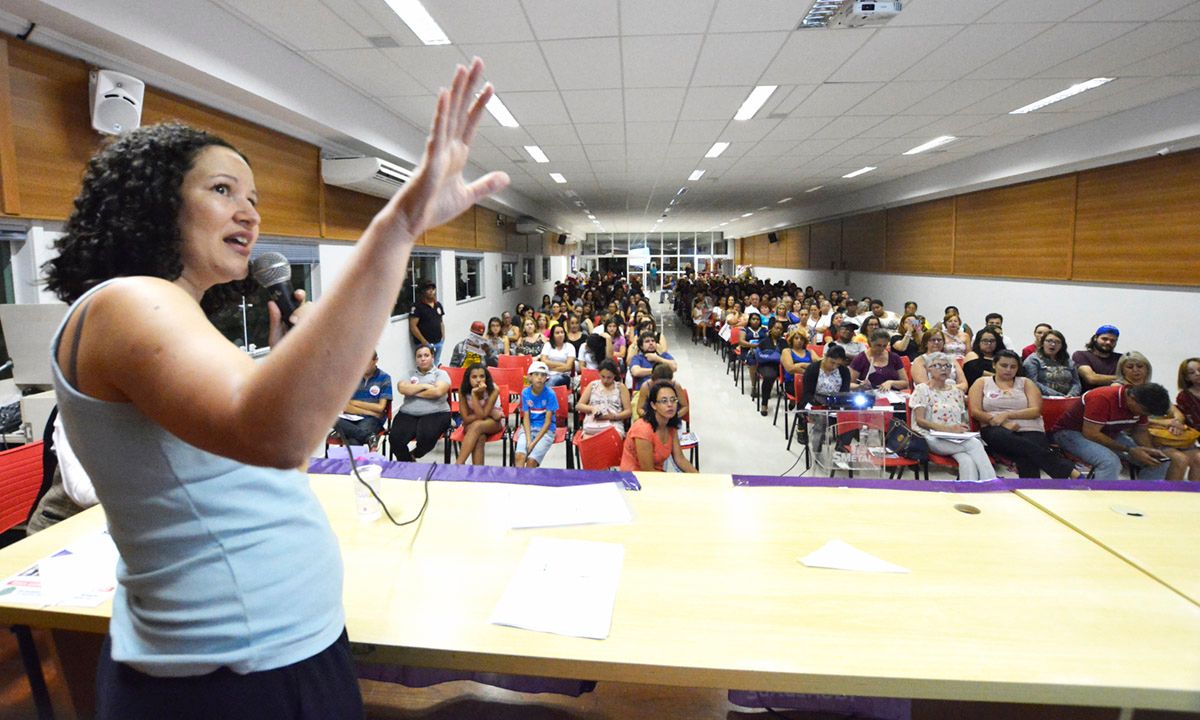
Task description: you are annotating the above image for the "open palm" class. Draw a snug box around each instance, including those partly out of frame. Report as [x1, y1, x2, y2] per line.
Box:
[395, 58, 509, 239]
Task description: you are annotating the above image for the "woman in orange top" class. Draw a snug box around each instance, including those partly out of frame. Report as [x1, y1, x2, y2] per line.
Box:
[619, 381, 698, 473]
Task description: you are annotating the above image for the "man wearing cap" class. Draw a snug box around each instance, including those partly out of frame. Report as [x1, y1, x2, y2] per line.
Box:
[832, 320, 866, 360]
[1073, 325, 1123, 393]
[333, 351, 392, 447]
[515, 361, 558, 468]
[449, 321, 499, 368]
[1051, 382, 1172, 479]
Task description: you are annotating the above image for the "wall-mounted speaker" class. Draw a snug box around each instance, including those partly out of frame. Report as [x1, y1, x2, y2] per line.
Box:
[89, 69, 144, 136]
[557, 233, 567, 245]
[767, 232, 780, 244]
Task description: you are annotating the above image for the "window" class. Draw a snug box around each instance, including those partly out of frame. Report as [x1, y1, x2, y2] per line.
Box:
[501, 258, 517, 291]
[522, 257, 534, 285]
[392, 253, 439, 318]
[456, 255, 482, 301]
[542, 257, 550, 281]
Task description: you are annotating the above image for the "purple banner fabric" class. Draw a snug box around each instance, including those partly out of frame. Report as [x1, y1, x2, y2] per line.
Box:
[728, 690, 911, 719]
[356, 662, 597, 696]
[308, 457, 640, 490]
[732, 475, 1200, 493]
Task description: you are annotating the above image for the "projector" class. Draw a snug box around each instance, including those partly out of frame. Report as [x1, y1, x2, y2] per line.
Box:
[834, 1, 902, 27]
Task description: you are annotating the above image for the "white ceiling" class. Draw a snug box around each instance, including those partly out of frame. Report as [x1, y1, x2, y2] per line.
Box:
[6, 0, 1200, 239]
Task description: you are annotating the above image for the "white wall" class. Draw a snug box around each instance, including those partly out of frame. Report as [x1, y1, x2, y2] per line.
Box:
[756, 265, 1200, 384]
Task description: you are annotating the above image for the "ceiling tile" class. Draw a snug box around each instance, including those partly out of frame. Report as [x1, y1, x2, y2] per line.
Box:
[766, 116, 833, 141]
[830, 26, 962, 83]
[885, 0, 998, 26]
[475, 124, 535, 144]
[809, 115, 886, 140]
[959, 78, 1082, 114]
[845, 81, 947, 116]
[1164, 2, 1200, 19]
[724, 118, 781, 141]
[625, 88, 687, 122]
[708, 0, 809, 31]
[761, 29, 874, 86]
[584, 144, 627, 162]
[523, 0, 620, 38]
[692, 32, 790, 86]
[307, 48, 427, 96]
[1118, 37, 1200, 76]
[902, 79, 1016, 115]
[526, 124, 582, 145]
[625, 122, 676, 144]
[899, 23, 1052, 81]
[1041, 21, 1200, 77]
[560, 89, 625, 123]
[378, 45, 471, 93]
[742, 139, 799, 157]
[620, 0, 716, 34]
[498, 91, 571, 125]
[378, 94, 437, 127]
[575, 122, 627, 144]
[969, 22, 1138, 80]
[784, 82, 884, 117]
[458, 42, 559, 92]
[542, 37, 622, 89]
[1075, 0, 1195, 21]
[672, 119, 730, 143]
[679, 86, 754, 121]
[666, 143, 716, 158]
[622, 34, 704, 88]
[1063, 75, 1200, 114]
[537, 145, 588, 163]
[234, 0, 366, 51]
[979, 0, 1099, 23]
[433, 0, 535, 42]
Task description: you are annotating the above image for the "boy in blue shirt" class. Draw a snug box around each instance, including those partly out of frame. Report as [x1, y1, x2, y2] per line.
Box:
[515, 361, 559, 468]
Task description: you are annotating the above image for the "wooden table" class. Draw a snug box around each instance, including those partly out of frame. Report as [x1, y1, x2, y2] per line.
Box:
[1, 473, 1199, 712]
[1017, 488, 1200, 607]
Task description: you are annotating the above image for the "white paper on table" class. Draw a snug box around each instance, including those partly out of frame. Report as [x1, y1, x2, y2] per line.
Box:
[0, 529, 118, 607]
[490, 537, 625, 639]
[502, 481, 632, 529]
[799, 539, 910, 574]
[879, 391, 909, 404]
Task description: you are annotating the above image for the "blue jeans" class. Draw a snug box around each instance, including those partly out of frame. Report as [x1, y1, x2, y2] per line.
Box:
[1052, 430, 1169, 480]
[429, 341, 444, 366]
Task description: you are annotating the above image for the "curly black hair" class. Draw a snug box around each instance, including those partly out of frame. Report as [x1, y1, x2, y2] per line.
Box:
[42, 122, 255, 314]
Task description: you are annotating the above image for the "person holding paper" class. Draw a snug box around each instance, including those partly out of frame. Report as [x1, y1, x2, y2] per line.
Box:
[911, 352, 997, 481]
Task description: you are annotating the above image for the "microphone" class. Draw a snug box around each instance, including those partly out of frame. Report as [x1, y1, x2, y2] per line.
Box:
[250, 252, 298, 329]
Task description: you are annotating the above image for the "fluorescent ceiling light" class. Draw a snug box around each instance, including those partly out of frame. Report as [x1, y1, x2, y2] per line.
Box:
[485, 95, 520, 128]
[777, 197, 793, 204]
[719, 222, 729, 226]
[705, 142, 730, 158]
[587, 214, 596, 219]
[757, 206, 768, 211]
[1010, 78, 1114, 115]
[549, 173, 566, 183]
[741, 212, 754, 218]
[842, 166, 876, 179]
[383, 0, 451, 45]
[805, 185, 824, 193]
[523, 145, 549, 163]
[903, 135, 957, 155]
[734, 86, 777, 121]
[800, 0, 844, 28]
[688, 169, 705, 181]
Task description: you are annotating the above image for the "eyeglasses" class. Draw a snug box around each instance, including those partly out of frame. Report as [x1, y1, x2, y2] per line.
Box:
[655, 397, 679, 405]
[928, 363, 952, 369]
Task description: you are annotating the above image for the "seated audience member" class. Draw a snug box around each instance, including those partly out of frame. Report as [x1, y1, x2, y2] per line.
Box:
[968, 350, 1078, 479]
[1178, 358, 1200, 431]
[1051, 383, 1172, 480]
[788, 299, 805, 326]
[799, 344, 851, 409]
[831, 320, 866, 360]
[501, 312, 520, 350]
[630, 332, 678, 391]
[911, 352, 998, 481]
[856, 315, 883, 344]
[1022, 329, 1081, 397]
[805, 305, 823, 339]
[770, 302, 791, 329]
[390, 345, 451, 462]
[1115, 352, 1200, 480]
[962, 326, 1006, 387]
[739, 313, 769, 399]
[619, 380, 698, 473]
[27, 411, 98, 535]
[891, 313, 924, 361]
[564, 313, 588, 356]
[449, 320, 500, 368]
[781, 328, 813, 395]
[514, 362, 558, 468]
[577, 359, 632, 437]
[869, 299, 900, 331]
[578, 333, 609, 373]
[903, 301, 928, 329]
[1022, 323, 1053, 360]
[939, 314, 971, 359]
[333, 351, 393, 446]
[984, 313, 1004, 337]
[633, 363, 689, 421]
[535, 313, 551, 338]
[692, 298, 710, 343]
[514, 317, 545, 357]
[1073, 325, 1123, 392]
[454, 363, 503, 465]
[484, 316, 510, 356]
[911, 331, 967, 391]
[753, 319, 788, 416]
[850, 329, 908, 392]
[539, 325, 576, 388]
[600, 317, 626, 360]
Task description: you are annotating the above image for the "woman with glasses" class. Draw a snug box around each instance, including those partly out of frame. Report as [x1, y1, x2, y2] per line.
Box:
[619, 380, 697, 472]
[911, 352, 997, 481]
[911, 330, 967, 391]
[1021, 329, 1081, 397]
[968, 350, 1078, 479]
[962, 326, 1006, 387]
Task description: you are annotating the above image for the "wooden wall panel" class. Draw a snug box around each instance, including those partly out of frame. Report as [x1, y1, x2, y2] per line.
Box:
[785, 226, 810, 269]
[885, 199, 955, 274]
[1073, 150, 1200, 286]
[766, 232, 786, 267]
[840, 210, 886, 272]
[141, 88, 322, 238]
[473, 205, 506, 251]
[0, 39, 21, 214]
[7, 42, 97, 220]
[423, 207, 475, 249]
[321, 184, 386, 241]
[955, 175, 1075, 280]
[809, 220, 843, 270]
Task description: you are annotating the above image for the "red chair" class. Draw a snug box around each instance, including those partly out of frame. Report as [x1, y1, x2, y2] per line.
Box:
[807, 343, 824, 359]
[773, 361, 795, 432]
[497, 354, 533, 374]
[1041, 396, 1093, 477]
[678, 387, 699, 469]
[439, 365, 467, 413]
[904, 401, 954, 480]
[901, 355, 913, 387]
[0, 441, 44, 541]
[578, 368, 601, 391]
[572, 426, 624, 470]
[448, 387, 512, 466]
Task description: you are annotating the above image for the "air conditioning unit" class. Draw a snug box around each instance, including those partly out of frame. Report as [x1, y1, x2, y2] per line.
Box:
[321, 157, 413, 199]
[514, 218, 547, 235]
[831, 1, 902, 27]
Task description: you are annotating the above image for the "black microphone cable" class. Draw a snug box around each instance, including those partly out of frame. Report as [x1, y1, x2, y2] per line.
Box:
[335, 427, 433, 527]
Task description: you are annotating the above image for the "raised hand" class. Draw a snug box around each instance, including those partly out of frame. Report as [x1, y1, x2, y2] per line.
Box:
[391, 58, 510, 240]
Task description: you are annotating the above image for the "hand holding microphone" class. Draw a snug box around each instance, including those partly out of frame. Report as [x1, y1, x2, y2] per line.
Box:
[251, 252, 307, 344]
